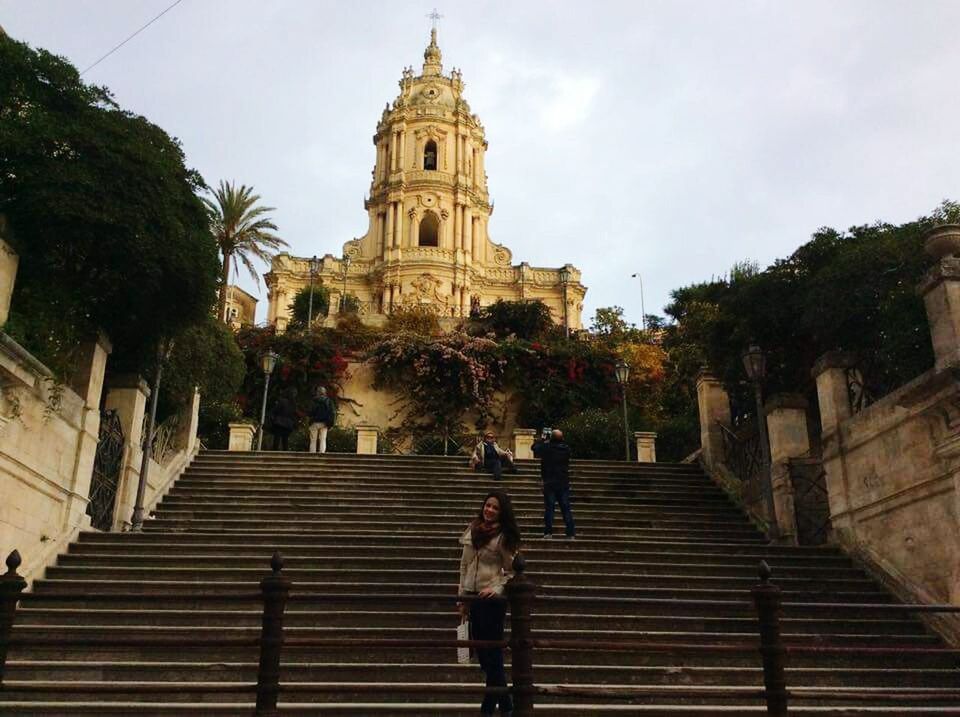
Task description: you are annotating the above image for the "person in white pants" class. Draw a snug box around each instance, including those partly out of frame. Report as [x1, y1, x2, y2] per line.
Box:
[308, 386, 336, 453]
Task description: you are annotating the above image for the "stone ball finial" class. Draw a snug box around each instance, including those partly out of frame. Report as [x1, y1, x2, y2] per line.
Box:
[924, 224, 960, 260]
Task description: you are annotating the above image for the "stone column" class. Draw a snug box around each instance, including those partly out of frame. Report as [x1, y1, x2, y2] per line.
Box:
[463, 208, 472, 254]
[356, 425, 378, 454]
[454, 204, 463, 250]
[695, 370, 731, 471]
[384, 204, 395, 253]
[394, 202, 403, 249]
[920, 225, 960, 370]
[634, 432, 657, 463]
[764, 393, 811, 545]
[104, 374, 150, 531]
[228, 423, 255, 452]
[408, 211, 418, 248]
[513, 429, 536, 460]
[399, 129, 406, 171]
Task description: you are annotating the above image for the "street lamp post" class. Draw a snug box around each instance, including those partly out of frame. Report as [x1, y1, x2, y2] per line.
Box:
[340, 255, 352, 312]
[614, 359, 631, 461]
[742, 343, 778, 540]
[257, 350, 280, 451]
[307, 256, 320, 329]
[559, 267, 571, 339]
[630, 272, 647, 331]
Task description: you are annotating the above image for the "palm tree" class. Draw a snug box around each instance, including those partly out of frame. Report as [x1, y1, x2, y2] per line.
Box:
[203, 181, 288, 322]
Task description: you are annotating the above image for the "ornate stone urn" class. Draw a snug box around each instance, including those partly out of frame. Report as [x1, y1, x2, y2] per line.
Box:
[924, 223, 960, 260]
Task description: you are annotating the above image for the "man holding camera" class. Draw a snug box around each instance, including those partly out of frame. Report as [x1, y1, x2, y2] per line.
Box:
[532, 428, 575, 539]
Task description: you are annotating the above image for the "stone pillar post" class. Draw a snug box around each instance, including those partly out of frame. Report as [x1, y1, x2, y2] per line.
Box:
[356, 425, 378, 455]
[176, 387, 201, 455]
[634, 432, 657, 463]
[228, 423, 255, 452]
[104, 374, 150, 531]
[812, 351, 856, 436]
[696, 370, 731, 471]
[513, 429, 536, 460]
[64, 333, 113, 533]
[764, 394, 811, 545]
[920, 225, 960, 370]
[0, 234, 18, 327]
[399, 129, 406, 172]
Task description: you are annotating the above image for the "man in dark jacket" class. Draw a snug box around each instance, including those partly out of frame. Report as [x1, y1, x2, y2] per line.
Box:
[532, 429, 575, 539]
[308, 386, 337, 453]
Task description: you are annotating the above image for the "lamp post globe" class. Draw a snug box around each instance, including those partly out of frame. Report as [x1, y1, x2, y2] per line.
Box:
[257, 350, 280, 451]
[614, 359, 631, 461]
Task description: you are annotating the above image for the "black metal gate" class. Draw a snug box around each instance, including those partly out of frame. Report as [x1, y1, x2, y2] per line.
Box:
[87, 409, 125, 531]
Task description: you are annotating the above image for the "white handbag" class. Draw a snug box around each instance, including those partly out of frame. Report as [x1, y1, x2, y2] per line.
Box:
[456, 620, 473, 664]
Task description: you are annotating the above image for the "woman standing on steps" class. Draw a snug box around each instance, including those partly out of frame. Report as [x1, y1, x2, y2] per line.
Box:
[457, 489, 522, 717]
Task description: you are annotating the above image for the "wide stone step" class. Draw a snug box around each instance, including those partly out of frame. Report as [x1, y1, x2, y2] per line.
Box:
[63, 541, 853, 568]
[71, 531, 839, 557]
[4, 680, 960, 708]
[148, 508, 755, 531]
[7, 660, 956, 688]
[54, 553, 860, 581]
[14, 607, 928, 636]
[141, 521, 765, 543]
[159, 493, 740, 514]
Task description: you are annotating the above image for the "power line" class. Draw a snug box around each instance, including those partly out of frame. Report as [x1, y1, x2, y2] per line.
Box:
[80, 0, 185, 76]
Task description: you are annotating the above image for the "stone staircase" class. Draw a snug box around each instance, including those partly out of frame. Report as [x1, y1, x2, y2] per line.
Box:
[2, 451, 959, 715]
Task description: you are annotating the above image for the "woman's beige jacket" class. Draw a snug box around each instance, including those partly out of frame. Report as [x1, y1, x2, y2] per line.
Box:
[458, 527, 515, 596]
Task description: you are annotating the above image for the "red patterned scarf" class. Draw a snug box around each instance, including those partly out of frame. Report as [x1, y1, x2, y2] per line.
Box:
[470, 519, 501, 549]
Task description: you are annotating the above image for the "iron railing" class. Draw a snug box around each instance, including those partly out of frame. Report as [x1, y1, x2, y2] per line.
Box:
[87, 409, 125, 531]
[718, 421, 764, 483]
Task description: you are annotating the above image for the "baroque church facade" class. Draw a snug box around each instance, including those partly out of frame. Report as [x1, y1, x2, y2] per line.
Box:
[264, 29, 586, 331]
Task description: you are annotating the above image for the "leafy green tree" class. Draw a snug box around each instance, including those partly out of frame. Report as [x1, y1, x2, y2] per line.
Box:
[0, 37, 220, 373]
[203, 181, 288, 322]
[287, 285, 330, 329]
[476, 299, 554, 340]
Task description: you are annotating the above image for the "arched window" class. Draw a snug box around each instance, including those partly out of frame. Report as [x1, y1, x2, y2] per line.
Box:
[418, 211, 439, 247]
[423, 140, 438, 170]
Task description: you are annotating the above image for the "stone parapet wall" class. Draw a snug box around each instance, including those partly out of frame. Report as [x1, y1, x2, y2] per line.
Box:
[816, 360, 960, 643]
[0, 333, 105, 582]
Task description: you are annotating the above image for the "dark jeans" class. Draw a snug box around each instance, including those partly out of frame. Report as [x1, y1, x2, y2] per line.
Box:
[271, 429, 291, 451]
[543, 485, 575, 537]
[477, 456, 516, 481]
[469, 597, 512, 715]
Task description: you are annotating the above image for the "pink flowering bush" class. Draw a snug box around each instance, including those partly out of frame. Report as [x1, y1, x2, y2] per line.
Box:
[369, 331, 505, 434]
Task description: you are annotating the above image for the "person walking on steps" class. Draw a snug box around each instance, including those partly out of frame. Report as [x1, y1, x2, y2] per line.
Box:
[308, 386, 336, 453]
[469, 432, 517, 481]
[533, 428, 576, 539]
[457, 489, 521, 717]
[268, 387, 298, 451]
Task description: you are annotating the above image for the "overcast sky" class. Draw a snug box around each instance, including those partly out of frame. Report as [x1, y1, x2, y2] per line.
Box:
[4, 1, 960, 326]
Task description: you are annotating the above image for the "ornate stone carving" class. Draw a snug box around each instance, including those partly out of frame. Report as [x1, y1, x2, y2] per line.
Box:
[493, 245, 512, 267]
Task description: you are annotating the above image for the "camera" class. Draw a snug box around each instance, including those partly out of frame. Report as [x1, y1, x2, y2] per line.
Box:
[541, 427, 551, 440]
